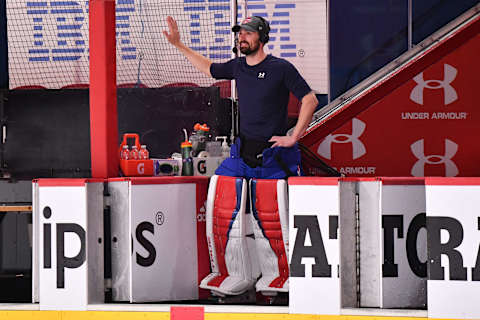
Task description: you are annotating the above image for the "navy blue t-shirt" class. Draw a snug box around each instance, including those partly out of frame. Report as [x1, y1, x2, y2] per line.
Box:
[210, 55, 311, 141]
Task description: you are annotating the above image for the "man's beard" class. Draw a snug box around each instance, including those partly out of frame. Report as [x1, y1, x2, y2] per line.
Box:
[239, 40, 260, 55]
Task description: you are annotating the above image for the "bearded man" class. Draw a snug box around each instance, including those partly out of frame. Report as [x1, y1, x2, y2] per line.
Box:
[164, 16, 318, 178]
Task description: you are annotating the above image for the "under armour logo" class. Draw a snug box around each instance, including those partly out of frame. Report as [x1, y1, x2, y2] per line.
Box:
[258, 72, 265, 79]
[410, 139, 459, 177]
[410, 64, 458, 105]
[317, 118, 366, 160]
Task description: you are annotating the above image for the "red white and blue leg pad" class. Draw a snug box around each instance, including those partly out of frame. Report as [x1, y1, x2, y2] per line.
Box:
[199, 175, 258, 296]
[250, 178, 289, 295]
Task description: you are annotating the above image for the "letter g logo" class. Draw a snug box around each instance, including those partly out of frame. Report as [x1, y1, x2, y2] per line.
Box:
[137, 163, 145, 175]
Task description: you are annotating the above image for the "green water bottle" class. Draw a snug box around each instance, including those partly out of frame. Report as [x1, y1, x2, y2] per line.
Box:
[181, 141, 194, 176]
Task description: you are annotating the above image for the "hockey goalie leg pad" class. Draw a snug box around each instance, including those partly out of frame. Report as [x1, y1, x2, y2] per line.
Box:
[199, 175, 256, 296]
[250, 178, 289, 294]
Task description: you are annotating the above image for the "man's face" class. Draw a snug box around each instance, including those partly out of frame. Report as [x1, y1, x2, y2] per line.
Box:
[238, 29, 261, 55]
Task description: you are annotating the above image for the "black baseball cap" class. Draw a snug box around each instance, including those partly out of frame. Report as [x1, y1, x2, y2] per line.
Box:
[232, 16, 270, 35]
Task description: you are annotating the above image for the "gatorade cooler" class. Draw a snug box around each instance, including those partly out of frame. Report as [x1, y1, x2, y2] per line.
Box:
[119, 133, 154, 177]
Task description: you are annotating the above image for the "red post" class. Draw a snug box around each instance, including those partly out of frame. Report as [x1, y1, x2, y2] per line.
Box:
[89, 0, 118, 178]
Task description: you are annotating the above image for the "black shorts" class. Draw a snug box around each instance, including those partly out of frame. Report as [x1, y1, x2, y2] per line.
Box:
[239, 135, 273, 168]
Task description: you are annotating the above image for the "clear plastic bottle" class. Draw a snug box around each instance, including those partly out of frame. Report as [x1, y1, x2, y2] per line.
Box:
[130, 145, 140, 160]
[221, 139, 230, 158]
[215, 136, 230, 158]
[120, 145, 130, 160]
[139, 145, 149, 160]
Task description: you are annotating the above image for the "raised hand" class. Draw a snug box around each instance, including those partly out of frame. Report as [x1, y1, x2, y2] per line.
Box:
[163, 16, 181, 46]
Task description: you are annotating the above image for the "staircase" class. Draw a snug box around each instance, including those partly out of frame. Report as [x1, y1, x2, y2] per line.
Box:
[298, 5, 480, 177]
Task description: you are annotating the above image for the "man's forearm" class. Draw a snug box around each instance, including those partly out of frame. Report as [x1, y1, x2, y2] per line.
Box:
[291, 91, 318, 142]
[175, 42, 213, 77]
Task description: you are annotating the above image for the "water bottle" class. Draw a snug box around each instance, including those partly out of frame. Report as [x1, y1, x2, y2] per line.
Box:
[139, 145, 149, 160]
[120, 145, 130, 160]
[220, 137, 230, 158]
[190, 132, 200, 156]
[193, 123, 209, 155]
[181, 141, 194, 176]
[130, 145, 140, 160]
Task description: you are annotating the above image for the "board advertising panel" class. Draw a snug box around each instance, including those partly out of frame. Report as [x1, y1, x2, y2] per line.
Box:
[34, 179, 104, 310]
[381, 178, 427, 308]
[109, 177, 209, 302]
[426, 178, 480, 319]
[288, 177, 340, 315]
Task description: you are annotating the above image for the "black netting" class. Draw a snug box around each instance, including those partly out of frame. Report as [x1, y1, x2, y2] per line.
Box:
[118, 0, 234, 88]
[7, 0, 235, 89]
[7, 0, 90, 89]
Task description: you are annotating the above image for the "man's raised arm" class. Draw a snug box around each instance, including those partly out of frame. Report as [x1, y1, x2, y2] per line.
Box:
[163, 16, 213, 77]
